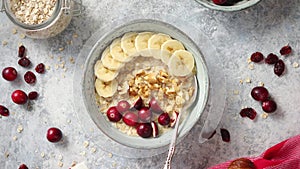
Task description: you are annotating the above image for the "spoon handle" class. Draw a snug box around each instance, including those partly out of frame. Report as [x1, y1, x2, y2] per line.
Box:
[162, 112, 182, 169]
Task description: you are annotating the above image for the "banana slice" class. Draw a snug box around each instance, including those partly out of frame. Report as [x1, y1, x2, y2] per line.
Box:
[94, 60, 119, 82]
[161, 39, 185, 64]
[168, 50, 195, 77]
[148, 33, 171, 59]
[101, 47, 124, 71]
[135, 32, 154, 57]
[95, 78, 118, 98]
[121, 32, 139, 57]
[110, 38, 132, 62]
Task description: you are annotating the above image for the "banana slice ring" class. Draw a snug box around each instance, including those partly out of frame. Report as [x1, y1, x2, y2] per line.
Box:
[168, 50, 195, 77]
[101, 47, 124, 71]
[95, 78, 118, 98]
[161, 39, 185, 65]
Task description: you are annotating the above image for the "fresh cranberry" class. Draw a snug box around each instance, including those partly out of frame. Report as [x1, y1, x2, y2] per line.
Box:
[138, 107, 152, 122]
[274, 59, 285, 76]
[122, 111, 138, 126]
[133, 97, 144, 110]
[262, 100, 277, 113]
[28, 91, 38, 100]
[0, 105, 9, 116]
[2, 67, 17, 81]
[265, 53, 279, 64]
[18, 45, 26, 58]
[280, 45, 292, 55]
[106, 106, 122, 122]
[46, 127, 63, 143]
[116, 100, 130, 113]
[149, 97, 163, 113]
[220, 128, 230, 142]
[24, 71, 36, 84]
[212, 0, 227, 5]
[18, 57, 31, 67]
[158, 112, 171, 126]
[19, 164, 28, 169]
[250, 52, 264, 63]
[35, 63, 45, 73]
[136, 123, 153, 138]
[239, 108, 257, 120]
[251, 86, 269, 101]
[11, 90, 28, 105]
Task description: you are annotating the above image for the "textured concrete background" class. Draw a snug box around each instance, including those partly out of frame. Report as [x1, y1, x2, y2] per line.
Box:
[1, 0, 300, 168]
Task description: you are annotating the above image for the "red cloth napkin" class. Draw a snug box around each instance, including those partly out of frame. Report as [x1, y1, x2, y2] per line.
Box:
[208, 134, 300, 169]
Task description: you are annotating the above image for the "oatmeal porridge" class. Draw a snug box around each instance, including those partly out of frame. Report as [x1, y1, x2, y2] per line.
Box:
[94, 31, 197, 138]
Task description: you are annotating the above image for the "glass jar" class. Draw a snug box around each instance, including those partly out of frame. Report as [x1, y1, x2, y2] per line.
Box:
[0, 0, 84, 39]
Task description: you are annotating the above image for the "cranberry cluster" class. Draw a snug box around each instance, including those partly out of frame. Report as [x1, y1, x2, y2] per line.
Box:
[0, 45, 45, 117]
[106, 97, 178, 138]
[250, 45, 292, 77]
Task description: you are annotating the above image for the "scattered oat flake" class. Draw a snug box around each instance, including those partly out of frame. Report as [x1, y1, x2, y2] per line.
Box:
[69, 57, 75, 64]
[4, 152, 9, 158]
[59, 47, 64, 51]
[58, 161, 63, 167]
[83, 141, 89, 148]
[63, 68, 68, 72]
[12, 28, 17, 34]
[45, 65, 50, 70]
[258, 81, 264, 86]
[73, 33, 78, 38]
[292, 62, 299, 68]
[233, 90, 240, 95]
[80, 151, 86, 156]
[19, 34, 26, 39]
[71, 161, 77, 167]
[247, 58, 252, 63]
[62, 74, 65, 78]
[41, 152, 45, 158]
[91, 147, 97, 153]
[55, 64, 59, 69]
[245, 77, 251, 83]
[112, 162, 117, 167]
[49, 55, 54, 59]
[2, 40, 8, 46]
[239, 79, 243, 84]
[248, 63, 254, 70]
[58, 154, 63, 160]
[17, 125, 23, 133]
[67, 119, 71, 123]
[108, 153, 113, 158]
[13, 136, 18, 141]
[261, 112, 269, 119]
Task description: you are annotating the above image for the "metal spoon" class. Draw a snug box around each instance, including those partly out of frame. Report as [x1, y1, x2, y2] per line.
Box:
[162, 76, 198, 169]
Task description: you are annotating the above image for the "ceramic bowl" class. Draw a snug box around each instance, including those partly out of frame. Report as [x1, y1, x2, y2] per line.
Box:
[81, 19, 209, 149]
[195, 0, 261, 11]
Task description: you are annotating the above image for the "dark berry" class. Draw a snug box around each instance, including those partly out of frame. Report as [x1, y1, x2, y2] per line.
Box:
[0, 105, 9, 116]
[106, 106, 122, 122]
[220, 128, 230, 142]
[18, 45, 26, 58]
[138, 107, 152, 122]
[28, 91, 38, 100]
[250, 52, 264, 63]
[133, 97, 144, 110]
[2, 67, 17, 81]
[122, 111, 138, 127]
[274, 59, 285, 76]
[19, 164, 29, 169]
[239, 108, 257, 120]
[35, 63, 45, 73]
[212, 0, 227, 5]
[265, 53, 279, 64]
[18, 57, 31, 67]
[136, 123, 153, 138]
[280, 45, 292, 55]
[46, 127, 63, 143]
[24, 71, 36, 84]
[251, 86, 269, 102]
[208, 130, 216, 139]
[262, 100, 277, 113]
[11, 90, 28, 105]
[116, 100, 130, 113]
[149, 97, 163, 113]
[158, 112, 171, 126]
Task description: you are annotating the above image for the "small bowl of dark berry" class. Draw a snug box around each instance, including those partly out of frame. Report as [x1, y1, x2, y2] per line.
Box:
[195, 0, 261, 11]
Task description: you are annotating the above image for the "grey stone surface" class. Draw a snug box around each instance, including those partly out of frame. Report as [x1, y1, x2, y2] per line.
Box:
[1, 0, 300, 168]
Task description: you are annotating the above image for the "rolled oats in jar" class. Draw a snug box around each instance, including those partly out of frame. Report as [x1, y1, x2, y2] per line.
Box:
[0, 0, 84, 39]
